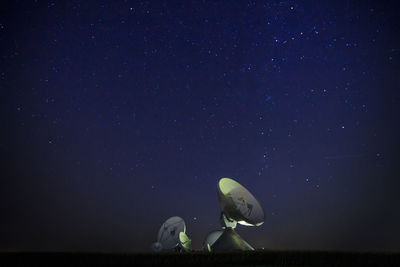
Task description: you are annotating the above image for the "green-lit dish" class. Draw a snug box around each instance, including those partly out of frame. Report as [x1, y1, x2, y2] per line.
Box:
[217, 178, 265, 226]
[178, 232, 192, 252]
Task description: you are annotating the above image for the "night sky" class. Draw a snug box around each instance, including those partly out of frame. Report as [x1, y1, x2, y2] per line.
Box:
[1, 0, 400, 252]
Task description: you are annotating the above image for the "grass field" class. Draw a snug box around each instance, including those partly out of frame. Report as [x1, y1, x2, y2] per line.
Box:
[1, 251, 399, 266]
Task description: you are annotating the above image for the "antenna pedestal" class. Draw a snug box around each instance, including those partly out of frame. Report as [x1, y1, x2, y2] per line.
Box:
[210, 228, 254, 251]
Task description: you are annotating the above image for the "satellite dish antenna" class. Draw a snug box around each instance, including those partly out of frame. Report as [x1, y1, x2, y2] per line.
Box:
[178, 232, 192, 252]
[203, 230, 224, 251]
[151, 242, 163, 252]
[157, 216, 186, 250]
[217, 177, 265, 226]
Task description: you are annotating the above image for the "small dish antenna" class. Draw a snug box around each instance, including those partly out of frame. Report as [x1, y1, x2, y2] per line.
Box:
[178, 232, 192, 252]
[157, 216, 186, 250]
[217, 177, 265, 226]
[203, 230, 224, 251]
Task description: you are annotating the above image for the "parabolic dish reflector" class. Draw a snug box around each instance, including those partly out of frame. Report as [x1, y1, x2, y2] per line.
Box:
[203, 230, 224, 251]
[157, 216, 186, 250]
[217, 177, 265, 226]
[178, 232, 192, 251]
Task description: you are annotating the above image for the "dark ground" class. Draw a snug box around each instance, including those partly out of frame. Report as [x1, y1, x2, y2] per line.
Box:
[1, 251, 399, 266]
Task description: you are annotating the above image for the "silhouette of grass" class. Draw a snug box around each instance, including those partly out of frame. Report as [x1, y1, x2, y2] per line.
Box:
[1, 250, 399, 266]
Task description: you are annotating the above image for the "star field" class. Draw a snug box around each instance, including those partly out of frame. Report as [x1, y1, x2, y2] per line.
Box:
[1, 1, 399, 252]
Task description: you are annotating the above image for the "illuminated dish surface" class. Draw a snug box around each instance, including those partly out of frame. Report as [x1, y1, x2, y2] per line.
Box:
[217, 178, 265, 226]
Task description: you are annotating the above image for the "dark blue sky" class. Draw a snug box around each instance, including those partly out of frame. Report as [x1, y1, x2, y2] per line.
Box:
[1, 0, 399, 252]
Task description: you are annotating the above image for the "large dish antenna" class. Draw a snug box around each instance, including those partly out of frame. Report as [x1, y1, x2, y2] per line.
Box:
[157, 216, 186, 250]
[217, 178, 265, 226]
